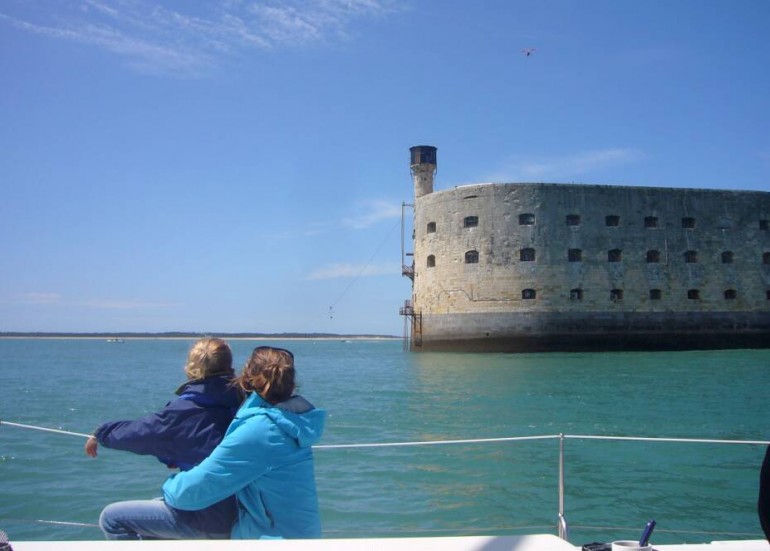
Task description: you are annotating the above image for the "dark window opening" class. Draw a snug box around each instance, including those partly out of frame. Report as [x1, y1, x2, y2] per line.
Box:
[610, 289, 623, 301]
[463, 216, 478, 228]
[566, 214, 581, 226]
[608, 249, 622, 262]
[427, 255, 435, 268]
[568, 249, 582, 262]
[427, 222, 436, 233]
[465, 250, 479, 264]
[682, 217, 696, 229]
[688, 289, 700, 300]
[724, 289, 737, 300]
[764, 252, 770, 265]
[646, 250, 660, 263]
[522, 288, 536, 300]
[650, 289, 662, 300]
[606, 215, 620, 227]
[570, 288, 583, 300]
[760, 220, 769, 231]
[684, 250, 698, 263]
[721, 251, 734, 264]
[519, 213, 535, 225]
[520, 248, 536, 262]
[644, 216, 659, 228]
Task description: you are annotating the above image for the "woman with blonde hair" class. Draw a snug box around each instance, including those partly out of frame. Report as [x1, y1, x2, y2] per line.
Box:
[88, 337, 244, 540]
[162, 345, 326, 539]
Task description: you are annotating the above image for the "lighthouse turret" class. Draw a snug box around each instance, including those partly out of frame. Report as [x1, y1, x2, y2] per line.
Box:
[410, 145, 437, 198]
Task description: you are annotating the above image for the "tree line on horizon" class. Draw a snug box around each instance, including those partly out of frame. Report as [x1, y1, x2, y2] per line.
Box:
[0, 331, 398, 339]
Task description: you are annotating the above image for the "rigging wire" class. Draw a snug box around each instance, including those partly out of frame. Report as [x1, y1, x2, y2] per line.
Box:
[327, 217, 401, 320]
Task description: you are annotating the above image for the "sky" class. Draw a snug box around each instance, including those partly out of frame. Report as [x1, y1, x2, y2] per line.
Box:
[1, 0, 769, 336]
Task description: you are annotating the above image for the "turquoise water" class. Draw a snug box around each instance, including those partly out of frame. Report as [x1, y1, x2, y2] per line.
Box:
[0, 338, 768, 545]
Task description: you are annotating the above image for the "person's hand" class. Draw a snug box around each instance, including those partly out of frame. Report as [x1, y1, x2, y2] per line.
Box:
[85, 436, 99, 457]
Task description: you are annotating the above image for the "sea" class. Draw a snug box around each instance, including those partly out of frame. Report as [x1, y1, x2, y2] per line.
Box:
[0, 338, 768, 545]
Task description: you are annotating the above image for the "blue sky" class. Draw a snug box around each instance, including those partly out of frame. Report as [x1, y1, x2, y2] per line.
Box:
[1, 0, 768, 336]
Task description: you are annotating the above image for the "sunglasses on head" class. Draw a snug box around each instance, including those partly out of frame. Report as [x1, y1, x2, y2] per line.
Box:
[253, 346, 294, 360]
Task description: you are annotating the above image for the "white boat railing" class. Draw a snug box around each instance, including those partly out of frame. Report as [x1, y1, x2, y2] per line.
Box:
[315, 433, 770, 541]
[2, 420, 769, 541]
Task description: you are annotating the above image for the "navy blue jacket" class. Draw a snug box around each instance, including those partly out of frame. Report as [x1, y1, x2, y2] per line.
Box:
[95, 374, 244, 537]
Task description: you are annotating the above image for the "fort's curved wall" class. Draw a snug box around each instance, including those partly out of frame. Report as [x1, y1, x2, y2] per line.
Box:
[410, 183, 770, 352]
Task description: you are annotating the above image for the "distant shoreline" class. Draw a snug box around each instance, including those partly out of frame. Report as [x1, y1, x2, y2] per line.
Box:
[0, 332, 399, 341]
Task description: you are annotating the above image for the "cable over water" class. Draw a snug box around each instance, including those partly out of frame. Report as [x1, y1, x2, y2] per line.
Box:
[315, 433, 770, 450]
[4, 420, 768, 448]
[314, 434, 561, 449]
[0, 420, 91, 439]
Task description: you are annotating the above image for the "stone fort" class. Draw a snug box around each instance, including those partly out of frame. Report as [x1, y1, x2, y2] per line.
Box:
[400, 145, 770, 352]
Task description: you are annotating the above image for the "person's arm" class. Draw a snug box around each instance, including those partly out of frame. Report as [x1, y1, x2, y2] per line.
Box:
[162, 415, 281, 510]
[93, 401, 189, 459]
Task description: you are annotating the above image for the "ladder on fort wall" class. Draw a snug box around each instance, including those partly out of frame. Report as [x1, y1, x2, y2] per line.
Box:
[399, 299, 422, 351]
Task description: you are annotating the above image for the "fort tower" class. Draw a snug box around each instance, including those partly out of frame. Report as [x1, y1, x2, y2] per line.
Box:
[410, 145, 437, 198]
[401, 145, 770, 352]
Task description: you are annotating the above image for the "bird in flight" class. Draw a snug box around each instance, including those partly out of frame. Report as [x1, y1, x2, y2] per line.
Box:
[522, 48, 536, 57]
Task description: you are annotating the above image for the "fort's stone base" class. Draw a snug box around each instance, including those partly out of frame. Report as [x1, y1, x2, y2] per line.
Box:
[414, 311, 770, 352]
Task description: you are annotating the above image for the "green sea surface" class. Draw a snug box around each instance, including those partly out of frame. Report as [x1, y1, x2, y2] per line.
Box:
[0, 338, 768, 545]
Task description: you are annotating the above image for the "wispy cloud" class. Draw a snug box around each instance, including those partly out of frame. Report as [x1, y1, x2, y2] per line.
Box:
[0, 0, 400, 76]
[485, 148, 645, 182]
[9, 292, 177, 310]
[19, 292, 62, 305]
[82, 298, 179, 310]
[342, 199, 402, 229]
[305, 261, 397, 280]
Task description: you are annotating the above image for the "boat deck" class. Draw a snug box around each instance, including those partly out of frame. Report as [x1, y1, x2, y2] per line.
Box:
[8, 535, 769, 551]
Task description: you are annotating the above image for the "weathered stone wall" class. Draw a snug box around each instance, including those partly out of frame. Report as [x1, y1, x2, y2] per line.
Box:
[410, 183, 770, 350]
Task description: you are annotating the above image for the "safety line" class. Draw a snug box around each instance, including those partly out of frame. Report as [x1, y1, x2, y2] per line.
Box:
[33, 520, 99, 527]
[0, 518, 99, 528]
[314, 433, 770, 450]
[314, 434, 560, 449]
[0, 420, 91, 439]
[564, 434, 770, 445]
[4, 421, 768, 448]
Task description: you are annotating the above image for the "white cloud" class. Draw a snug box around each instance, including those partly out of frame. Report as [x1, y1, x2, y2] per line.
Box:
[82, 298, 179, 310]
[306, 261, 397, 280]
[19, 292, 62, 305]
[0, 0, 400, 76]
[8, 292, 177, 310]
[486, 148, 645, 182]
[342, 199, 402, 229]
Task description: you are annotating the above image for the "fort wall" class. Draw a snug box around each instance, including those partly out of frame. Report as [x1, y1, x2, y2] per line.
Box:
[408, 182, 770, 352]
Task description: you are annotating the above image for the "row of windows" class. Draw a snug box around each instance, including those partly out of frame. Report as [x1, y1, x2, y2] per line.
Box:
[515, 289, 770, 300]
[429, 216, 770, 232]
[424, 251, 770, 265]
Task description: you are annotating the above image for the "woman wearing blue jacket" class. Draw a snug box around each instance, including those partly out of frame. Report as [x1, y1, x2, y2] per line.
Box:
[88, 337, 244, 540]
[162, 345, 326, 539]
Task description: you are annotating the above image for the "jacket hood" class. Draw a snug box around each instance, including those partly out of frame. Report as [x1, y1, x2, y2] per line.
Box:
[175, 374, 244, 410]
[236, 392, 325, 448]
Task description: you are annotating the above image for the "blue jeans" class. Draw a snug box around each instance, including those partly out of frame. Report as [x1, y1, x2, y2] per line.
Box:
[99, 498, 233, 540]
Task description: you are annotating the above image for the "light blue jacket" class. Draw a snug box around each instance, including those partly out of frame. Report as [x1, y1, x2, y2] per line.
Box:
[162, 392, 326, 539]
